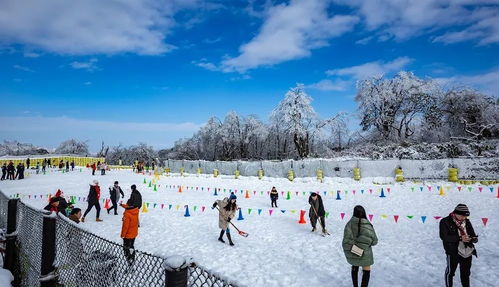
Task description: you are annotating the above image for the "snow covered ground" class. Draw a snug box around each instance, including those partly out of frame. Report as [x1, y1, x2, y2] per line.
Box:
[0, 168, 498, 287]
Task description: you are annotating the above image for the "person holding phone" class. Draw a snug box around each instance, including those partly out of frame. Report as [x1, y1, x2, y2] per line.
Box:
[439, 204, 478, 287]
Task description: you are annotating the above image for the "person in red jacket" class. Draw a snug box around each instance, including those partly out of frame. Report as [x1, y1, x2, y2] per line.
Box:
[121, 200, 139, 264]
[91, 163, 97, 176]
[44, 197, 60, 213]
[82, 180, 102, 222]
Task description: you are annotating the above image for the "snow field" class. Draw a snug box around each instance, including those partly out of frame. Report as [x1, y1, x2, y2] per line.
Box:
[0, 168, 498, 287]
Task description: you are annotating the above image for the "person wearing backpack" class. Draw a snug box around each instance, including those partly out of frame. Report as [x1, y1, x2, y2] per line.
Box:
[342, 205, 378, 287]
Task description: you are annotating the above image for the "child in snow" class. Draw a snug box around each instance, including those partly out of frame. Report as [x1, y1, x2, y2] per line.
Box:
[308, 192, 327, 234]
[120, 198, 140, 264]
[440, 204, 478, 287]
[342, 205, 378, 287]
[107, 181, 125, 215]
[53, 189, 70, 216]
[91, 163, 96, 176]
[44, 197, 60, 213]
[82, 180, 103, 222]
[212, 193, 238, 246]
[69, 208, 82, 224]
[270, 186, 278, 208]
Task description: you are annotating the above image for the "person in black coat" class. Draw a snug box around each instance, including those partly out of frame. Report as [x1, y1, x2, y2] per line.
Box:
[1, 163, 6, 180]
[270, 186, 278, 208]
[53, 189, 71, 216]
[65, 161, 70, 172]
[308, 193, 326, 233]
[107, 181, 125, 215]
[7, 162, 15, 180]
[439, 204, 478, 287]
[126, 184, 142, 210]
[26, 158, 30, 169]
[82, 180, 103, 222]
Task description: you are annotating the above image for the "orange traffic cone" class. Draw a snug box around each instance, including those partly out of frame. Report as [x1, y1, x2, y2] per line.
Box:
[245, 190, 250, 199]
[298, 210, 307, 224]
[104, 199, 110, 209]
[178, 186, 182, 193]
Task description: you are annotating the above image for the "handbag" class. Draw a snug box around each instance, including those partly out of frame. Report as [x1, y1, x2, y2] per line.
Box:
[351, 244, 364, 257]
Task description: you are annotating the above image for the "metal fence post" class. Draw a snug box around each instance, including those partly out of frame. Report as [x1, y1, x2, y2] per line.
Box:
[164, 255, 189, 287]
[40, 213, 57, 287]
[4, 198, 19, 272]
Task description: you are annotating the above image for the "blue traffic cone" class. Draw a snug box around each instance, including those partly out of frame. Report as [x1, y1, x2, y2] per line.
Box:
[184, 205, 191, 217]
[335, 191, 341, 200]
[237, 208, 244, 220]
[214, 188, 218, 196]
[379, 188, 386, 198]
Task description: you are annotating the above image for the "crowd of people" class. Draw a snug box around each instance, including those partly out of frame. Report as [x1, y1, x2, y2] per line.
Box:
[1, 161, 25, 180]
[43, 180, 143, 265]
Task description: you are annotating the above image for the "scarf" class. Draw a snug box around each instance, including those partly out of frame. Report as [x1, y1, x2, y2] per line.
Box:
[451, 213, 467, 236]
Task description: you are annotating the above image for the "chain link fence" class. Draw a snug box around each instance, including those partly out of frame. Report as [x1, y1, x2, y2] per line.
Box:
[0, 190, 237, 287]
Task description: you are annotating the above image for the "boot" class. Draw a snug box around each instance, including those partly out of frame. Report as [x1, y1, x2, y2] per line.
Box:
[107, 208, 110, 214]
[218, 230, 225, 243]
[81, 217, 85, 222]
[227, 233, 234, 246]
[361, 270, 370, 287]
[351, 266, 359, 287]
[311, 226, 316, 232]
[96, 218, 103, 222]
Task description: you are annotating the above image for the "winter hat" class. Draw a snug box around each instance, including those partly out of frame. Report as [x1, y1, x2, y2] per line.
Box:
[454, 204, 470, 216]
[131, 184, 136, 190]
[55, 189, 62, 197]
[92, 179, 99, 185]
[229, 193, 237, 200]
[114, 181, 119, 185]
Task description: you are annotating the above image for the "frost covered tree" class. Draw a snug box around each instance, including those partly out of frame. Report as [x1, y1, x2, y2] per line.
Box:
[219, 111, 242, 160]
[55, 139, 89, 155]
[241, 115, 269, 159]
[0, 140, 49, 156]
[356, 72, 440, 141]
[271, 84, 317, 158]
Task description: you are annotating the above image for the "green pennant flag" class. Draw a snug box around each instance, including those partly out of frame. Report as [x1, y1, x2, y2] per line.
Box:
[302, 192, 306, 195]
[325, 212, 330, 218]
[147, 203, 150, 207]
[345, 190, 348, 195]
[193, 206, 197, 211]
[407, 215, 414, 219]
[411, 187, 415, 192]
[248, 208, 252, 214]
[260, 191, 263, 195]
[468, 186, 472, 192]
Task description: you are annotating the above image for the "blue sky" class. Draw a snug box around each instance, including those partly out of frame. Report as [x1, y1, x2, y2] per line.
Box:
[1, 0, 498, 152]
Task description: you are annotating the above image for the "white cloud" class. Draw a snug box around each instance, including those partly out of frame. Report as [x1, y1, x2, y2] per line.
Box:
[192, 59, 219, 71]
[13, 65, 34, 72]
[434, 70, 499, 96]
[221, 0, 358, 72]
[335, 0, 499, 44]
[23, 51, 40, 58]
[326, 57, 413, 79]
[307, 79, 350, 91]
[84, 81, 92, 86]
[70, 58, 99, 72]
[0, 0, 204, 55]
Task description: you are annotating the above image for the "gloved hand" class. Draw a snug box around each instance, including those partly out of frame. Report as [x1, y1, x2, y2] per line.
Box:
[227, 217, 231, 222]
[212, 202, 217, 209]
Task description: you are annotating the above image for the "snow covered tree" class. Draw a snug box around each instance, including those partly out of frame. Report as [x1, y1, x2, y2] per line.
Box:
[356, 72, 440, 141]
[0, 140, 49, 156]
[241, 115, 269, 159]
[55, 139, 89, 155]
[271, 84, 317, 158]
[219, 111, 243, 160]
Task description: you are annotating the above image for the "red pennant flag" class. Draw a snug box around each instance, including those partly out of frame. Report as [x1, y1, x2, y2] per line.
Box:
[208, 188, 210, 191]
[369, 189, 373, 194]
[267, 191, 270, 195]
[254, 190, 257, 195]
[457, 186, 462, 191]
[352, 190, 356, 195]
[434, 216, 442, 220]
[428, 186, 432, 191]
[281, 192, 284, 196]
[340, 212, 345, 220]
[202, 206, 206, 212]
[387, 188, 391, 193]
[478, 187, 483, 192]
[161, 204, 164, 209]
[482, 218, 488, 226]
[394, 215, 399, 223]
[296, 192, 299, 196]
[269, 209, 273, 216]
[368, 214, 374, 222]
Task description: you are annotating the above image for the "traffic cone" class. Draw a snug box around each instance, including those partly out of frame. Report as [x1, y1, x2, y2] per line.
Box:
[143, 178, 146, 184]
[496, 187, 499, 198]
[439, 186, 445, 196]
[245, 190, 250, 199]
[335, 191, 341, 200]
[184, 206, 190, 217]
[213, 188, 218, 196]
[141, 202, 148, 213]
[104, 199, 110, 209]
[154, 184, 157, 191]
[379, 188, 386, 198]
[298, 210, 307, 224]
[237, 208, 244, 220]
[286, 191, 291, 200]
[178, 186, 182, 193]
[148, 181, 152, 188]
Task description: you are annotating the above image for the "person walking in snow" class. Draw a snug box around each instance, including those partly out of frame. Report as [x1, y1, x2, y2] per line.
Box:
[1, 163, 6, 180]
[270, 186, 279, 208]
[65, 161, 69, 172]
[342, 205, 378, 287]
[42, 159, 47, 173]
[308, 192, 327, 234]
[212, 192, 238, 246]
[440, 204, 478, 287]
[70, 160, 75, 171]
[101, 162, 106, 175]
[107, 181, 124, 215]
[7, 161, 15, 180]
[82, 180, 103, 222]
[91, 162, 96, 176]
[120, 198, 140, 265]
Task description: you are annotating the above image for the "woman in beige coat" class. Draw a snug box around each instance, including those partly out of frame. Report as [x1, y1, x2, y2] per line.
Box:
[212, 193, 238, 246]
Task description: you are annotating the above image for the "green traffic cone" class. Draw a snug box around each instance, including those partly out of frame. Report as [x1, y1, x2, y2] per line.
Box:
[143, 178, 146, 184]
[148, 181, 152, 187]
[154, 184, 157, 191]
